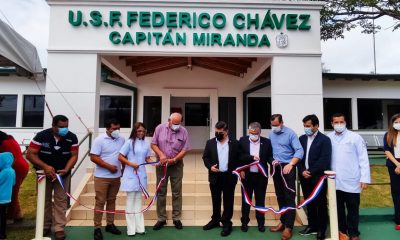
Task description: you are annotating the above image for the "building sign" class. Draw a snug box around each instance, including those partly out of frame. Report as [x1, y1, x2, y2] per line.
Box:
[68, 10, 311, 48]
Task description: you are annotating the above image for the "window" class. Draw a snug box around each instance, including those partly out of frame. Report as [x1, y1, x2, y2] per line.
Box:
[358, 99, 400, 130]
[22, 95, 45, 127]
[143, 96, 162, 136]
[0, 95, 17, 127]
[248, 97, 271, 129]
[323, 98, 352, 129]
[99, 96, 132, 128]
[185, 103, 210, 126]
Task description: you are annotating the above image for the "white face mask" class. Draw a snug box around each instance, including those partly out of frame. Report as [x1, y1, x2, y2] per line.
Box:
[271, 126, 281, 133]
[393, 123, 400, 131]
[249, 134, 259, 141]
[333, 124, 346, 133]
[171, 124, 180, 131]
[110, 129, 120, 139]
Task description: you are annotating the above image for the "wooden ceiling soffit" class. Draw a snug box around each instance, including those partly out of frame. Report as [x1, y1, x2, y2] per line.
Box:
[135, 58, 187, 76]
[192, 58, 241, 77]
[197, 57, 249, 73]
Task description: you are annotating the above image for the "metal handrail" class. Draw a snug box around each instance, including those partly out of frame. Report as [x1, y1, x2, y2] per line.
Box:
[71, 131, 92, 177]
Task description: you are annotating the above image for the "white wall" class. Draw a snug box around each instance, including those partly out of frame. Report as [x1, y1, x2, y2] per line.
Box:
[0, 76, 46, 144]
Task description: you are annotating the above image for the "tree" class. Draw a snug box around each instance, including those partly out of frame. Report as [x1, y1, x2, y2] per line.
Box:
[319, 0, 400, 40]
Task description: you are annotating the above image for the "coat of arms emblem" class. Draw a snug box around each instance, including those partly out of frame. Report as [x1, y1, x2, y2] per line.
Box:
[276, 33, 288, 48]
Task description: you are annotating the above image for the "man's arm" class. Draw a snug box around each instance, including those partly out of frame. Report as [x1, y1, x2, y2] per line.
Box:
[90, 154, 117, 173]
[58, 150, 79, 176]
[26, 147, 56, 179]
[169, 149, 187, 165]
[151, 144, 167, 165]
[356, 135, 371, 189]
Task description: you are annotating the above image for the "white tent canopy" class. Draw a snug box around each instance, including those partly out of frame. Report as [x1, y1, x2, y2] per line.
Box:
[0, 18, 43, 75]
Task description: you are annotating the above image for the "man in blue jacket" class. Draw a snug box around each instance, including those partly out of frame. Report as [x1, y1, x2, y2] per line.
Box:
[298, 114, 332, 240]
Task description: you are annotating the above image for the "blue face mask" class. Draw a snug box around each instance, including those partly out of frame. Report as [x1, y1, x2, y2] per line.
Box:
[304, 127, 314, 136]
[58, 127, 69, 137]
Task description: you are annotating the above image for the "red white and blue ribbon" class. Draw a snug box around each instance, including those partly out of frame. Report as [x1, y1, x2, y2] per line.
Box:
[37, 161, 168, 215]
[233, 161, 327, 214]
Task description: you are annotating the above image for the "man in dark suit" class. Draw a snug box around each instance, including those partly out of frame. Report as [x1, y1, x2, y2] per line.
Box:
[298, 114, 332, 240]
[239, 122, 273, 232]
[202, 121, 240, 237]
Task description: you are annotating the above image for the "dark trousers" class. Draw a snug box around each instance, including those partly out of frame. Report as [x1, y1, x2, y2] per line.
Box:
[300, 175, 328, 233]
[209, 172, 237, 228]
[0, 204, 7, 239]
[336, 190, 360, 237]
[241, 172, 268, 227]
[388, 166, 400, 224]
[273, 164, 296, 229]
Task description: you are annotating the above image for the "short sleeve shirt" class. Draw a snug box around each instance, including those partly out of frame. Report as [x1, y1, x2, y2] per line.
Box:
[119, 139, 151, 192]
[29, 128, 79, 172]
[90, 133, 125, 178]
[151, 123, 190, 159]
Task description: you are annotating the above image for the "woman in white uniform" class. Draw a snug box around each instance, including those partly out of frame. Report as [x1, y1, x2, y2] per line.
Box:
[118, 122, 151, 236]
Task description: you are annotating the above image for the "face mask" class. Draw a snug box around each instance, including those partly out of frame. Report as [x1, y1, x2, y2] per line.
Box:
[58, 127, 69, 137]
[333, 124, 346, 133]
[111, 129, 120, 139]
[249, 134, 259, 141]
[271, 126, 281, 133]
[171, 124, 180, 131]
[393, 123, 400, 131]
[215, 132, 225, 141]
[304, 127, 314, 136]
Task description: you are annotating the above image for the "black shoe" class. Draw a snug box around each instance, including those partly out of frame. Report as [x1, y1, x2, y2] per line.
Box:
[316, 231, 326, 240]
[258, 225, 266, 232]
[299, 226, 318, 236]
[94, 228, 103, 240]
[43, 228, 51, 237]
[203, 220, 220, 230]
[153, 220, 167, 230]
[105, 224, 122, 235]
[173, 220, 183, 230]
[221, 227, 232, 237]
[241, 224, 248, 232]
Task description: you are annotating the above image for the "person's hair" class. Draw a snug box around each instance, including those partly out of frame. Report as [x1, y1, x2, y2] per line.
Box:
[105, 118, 120, 129]
[248, 122, 261, 132]
[302, 114, 319, 126]
[129, 122, 146, 140]
[0, 131, 12, 145]
[215, 121, 228, 130]
[270, 114, 283, 123]
[52, 115, 68, 126]
[386, 113, 400, 147]
[331, 113, 346, 122]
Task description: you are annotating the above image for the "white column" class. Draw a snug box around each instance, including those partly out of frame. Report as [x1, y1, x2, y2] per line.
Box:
[271, 56, 324, 133]
[44, 52, 101, 191]
[351, 97, 359, 130]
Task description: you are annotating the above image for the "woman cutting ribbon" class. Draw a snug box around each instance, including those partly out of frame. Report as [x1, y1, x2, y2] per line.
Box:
[118, 122, 151, 236]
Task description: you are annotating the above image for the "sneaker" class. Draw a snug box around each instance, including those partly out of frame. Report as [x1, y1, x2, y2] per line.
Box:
[173, 220, 183, 230]
[153, 220, 167, 230]
[395, 225, 400, 230]
[339, 231, 349, 240]
[94, 228, 103, 240]
[105, 224, 122, 235]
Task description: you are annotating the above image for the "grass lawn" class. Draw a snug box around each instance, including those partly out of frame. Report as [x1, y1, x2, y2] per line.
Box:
[9, 157, 394, 240]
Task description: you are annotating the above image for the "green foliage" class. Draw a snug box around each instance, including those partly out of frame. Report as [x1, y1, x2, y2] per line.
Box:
[316, 0, 400, 40]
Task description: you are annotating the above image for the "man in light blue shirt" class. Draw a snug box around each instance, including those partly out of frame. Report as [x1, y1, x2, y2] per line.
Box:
[327, 113, 370, 240]
[269, 114, 304, 240]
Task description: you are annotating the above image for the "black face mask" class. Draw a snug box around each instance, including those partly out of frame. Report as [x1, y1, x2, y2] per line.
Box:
[215, 132, 225, 141]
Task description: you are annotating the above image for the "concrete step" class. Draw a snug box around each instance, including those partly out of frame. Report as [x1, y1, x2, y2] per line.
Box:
[78, 192, 278, 206]
[69, 204, 282, 221]
[85, 180, 276, 194]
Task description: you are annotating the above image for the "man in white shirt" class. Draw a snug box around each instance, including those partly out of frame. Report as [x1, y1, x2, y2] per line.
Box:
[90, 119, 125, 240]
[327, 113, 371, 240]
